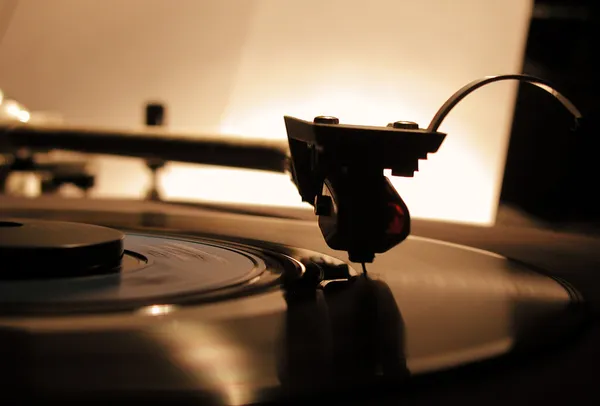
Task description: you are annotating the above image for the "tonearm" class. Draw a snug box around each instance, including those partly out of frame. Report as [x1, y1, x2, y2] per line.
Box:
[283, 74, 584, 264]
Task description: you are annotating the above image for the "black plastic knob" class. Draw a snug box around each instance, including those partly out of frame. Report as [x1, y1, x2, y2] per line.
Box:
[390, 121, 419, 130]
[313, 116, 340, 125]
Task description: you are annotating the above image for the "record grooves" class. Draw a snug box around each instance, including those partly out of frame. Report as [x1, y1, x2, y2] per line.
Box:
[0, 219, 356, 316]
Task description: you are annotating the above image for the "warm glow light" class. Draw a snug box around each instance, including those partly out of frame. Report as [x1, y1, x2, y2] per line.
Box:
[3, 100, 21, 115]
[1, 99, 30, 122]
[161, 164, 308, 208]
[138, 304, 176, 316]
[1, 1, 533, 224]
[16, 109, 30, 122]
[218, 0, 533, 225]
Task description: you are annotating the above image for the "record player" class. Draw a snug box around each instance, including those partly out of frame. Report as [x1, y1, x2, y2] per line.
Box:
[0, 75, 597, 405]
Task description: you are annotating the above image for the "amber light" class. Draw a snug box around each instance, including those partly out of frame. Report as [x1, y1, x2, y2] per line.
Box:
[0, 0, 533, 225]
[215, 0, 533, 225]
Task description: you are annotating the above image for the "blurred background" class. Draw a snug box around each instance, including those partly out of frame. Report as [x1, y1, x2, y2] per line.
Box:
[0, 0, 597, 227]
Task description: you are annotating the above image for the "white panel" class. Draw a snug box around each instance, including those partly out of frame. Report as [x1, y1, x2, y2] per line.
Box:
[221, 0, 533, 224]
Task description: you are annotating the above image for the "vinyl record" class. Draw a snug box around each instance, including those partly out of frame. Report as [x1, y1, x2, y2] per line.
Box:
[0, 200, 591, 405]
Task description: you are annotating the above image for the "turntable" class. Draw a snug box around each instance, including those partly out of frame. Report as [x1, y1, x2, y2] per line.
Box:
[0, 75, 596, 405]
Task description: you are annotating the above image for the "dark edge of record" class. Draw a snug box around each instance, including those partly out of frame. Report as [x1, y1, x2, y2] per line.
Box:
[502, 256, 590, 350]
